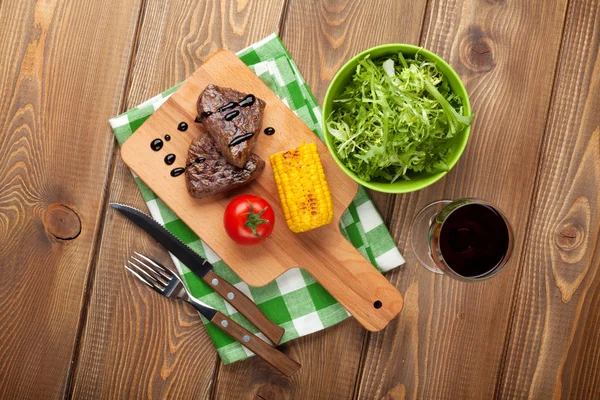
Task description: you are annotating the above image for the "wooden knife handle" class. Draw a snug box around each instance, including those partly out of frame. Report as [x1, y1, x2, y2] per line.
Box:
[211, 312, 301, 377]
[203, 270, 285, 344]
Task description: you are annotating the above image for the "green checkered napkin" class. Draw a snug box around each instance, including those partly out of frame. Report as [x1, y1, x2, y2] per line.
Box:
[110, 33, 404, 364]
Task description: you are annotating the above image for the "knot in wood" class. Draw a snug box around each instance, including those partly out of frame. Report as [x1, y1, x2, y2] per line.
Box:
[555, 223, 583, 251]
[460, 26, 495, 73]
[255, 385, 285, 400]
[552, 197, 590, 265]
[44, 203, 81, 240]
[551, 197, 591, 302]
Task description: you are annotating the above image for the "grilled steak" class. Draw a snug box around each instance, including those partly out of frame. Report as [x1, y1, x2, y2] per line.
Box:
[197, 84, 265, 168]
[185, 134, 264, 198]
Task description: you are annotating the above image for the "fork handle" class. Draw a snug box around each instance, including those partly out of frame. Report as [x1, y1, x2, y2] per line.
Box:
[210, 312, 301, 377]
[203, 270, 285, 344]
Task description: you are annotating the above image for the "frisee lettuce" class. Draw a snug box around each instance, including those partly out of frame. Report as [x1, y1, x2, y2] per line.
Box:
[327, 53, 473, 182]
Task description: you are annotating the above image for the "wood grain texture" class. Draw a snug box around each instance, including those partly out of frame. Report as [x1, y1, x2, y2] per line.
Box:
[70, 1, 287, 398]
[70, 162, 221, 399]
[0, 0, 141, 398]
[120, 49, 403, 331]
[497, 0, 600, 398]
[125, 0, 287, 109]
[356, 1, 570, 399]
[5, 0, 599, 398]
[213, 1, 427, 399]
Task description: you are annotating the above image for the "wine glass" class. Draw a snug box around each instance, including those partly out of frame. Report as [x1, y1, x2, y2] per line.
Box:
[410, 198, 514, 281]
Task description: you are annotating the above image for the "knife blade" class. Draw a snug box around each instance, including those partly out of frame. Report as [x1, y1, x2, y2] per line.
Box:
[111, 203, 214, 279]
[111, 202, 285, 344]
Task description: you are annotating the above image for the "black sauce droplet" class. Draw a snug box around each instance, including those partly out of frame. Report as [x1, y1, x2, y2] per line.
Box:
[239, 94, 255, 107]
[264, 127, 275, 135]
[199, 111, 212, 120]
[224, 110, 240, 121]
[164, 134, 171, 141]
[177, 122, 188, 131]
[186, 157, 205, 167]
[228, 132, 254, 147]
[164, 154, 176, 165]
[194, 116, 200, 123]
[170, 167, 185, 177]
[150, 139, 163, 151]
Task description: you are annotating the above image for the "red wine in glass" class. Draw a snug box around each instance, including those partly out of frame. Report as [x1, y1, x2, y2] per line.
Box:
[411, 199, 514, 280]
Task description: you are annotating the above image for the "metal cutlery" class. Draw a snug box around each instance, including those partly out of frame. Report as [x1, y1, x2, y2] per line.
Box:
[111, 202, 285, 345]
[125, 252, 301, 377]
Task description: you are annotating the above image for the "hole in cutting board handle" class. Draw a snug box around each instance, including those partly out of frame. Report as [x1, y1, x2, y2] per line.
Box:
[373, 300, 382, 309]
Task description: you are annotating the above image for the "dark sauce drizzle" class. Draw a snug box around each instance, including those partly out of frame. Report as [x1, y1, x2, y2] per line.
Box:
[197, 94, 257, 122]
[170, 168, 185, 177]
[218, 102, 237, 112]
[264, 127, 275, 135]
[150, 138, 163, 151]
[229, 132, 254, 147]
[224, 110, 240, 121]
[177, 122, 188, 131]
[164, 134, 171, 141]
[238, 94, 256, 107]
[164, 154, 176, 165]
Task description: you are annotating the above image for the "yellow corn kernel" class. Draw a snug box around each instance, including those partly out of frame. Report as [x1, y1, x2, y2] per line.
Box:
[270, 142, 334, 233]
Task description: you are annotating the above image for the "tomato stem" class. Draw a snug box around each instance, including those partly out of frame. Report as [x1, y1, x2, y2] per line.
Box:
[244, 201, 269, 238]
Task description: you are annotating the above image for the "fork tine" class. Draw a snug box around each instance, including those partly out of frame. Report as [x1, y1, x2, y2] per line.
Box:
[127, 260, 160, 284]
[132, 254, 173, 280]
[125, 265, 161, 292]
[134, 252, 175, 278]
[130, 256, 169, 286]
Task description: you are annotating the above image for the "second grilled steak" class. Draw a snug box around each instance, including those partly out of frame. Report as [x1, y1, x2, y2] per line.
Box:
[185, 134, 265, 198]
[197, 84, 266, 168]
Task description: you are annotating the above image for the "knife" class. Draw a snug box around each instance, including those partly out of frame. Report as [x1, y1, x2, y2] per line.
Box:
[111, 202, 285, 345]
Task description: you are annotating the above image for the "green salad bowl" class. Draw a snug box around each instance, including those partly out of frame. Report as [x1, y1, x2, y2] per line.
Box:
[322, 44, 472, 193]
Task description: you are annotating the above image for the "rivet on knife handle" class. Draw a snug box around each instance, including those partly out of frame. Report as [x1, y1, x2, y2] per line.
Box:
[210, 311, 301, 377]
[204, 270, 285, 344]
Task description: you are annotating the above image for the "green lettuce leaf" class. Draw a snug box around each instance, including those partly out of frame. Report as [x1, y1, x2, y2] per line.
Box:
[326, 53, 473, 182]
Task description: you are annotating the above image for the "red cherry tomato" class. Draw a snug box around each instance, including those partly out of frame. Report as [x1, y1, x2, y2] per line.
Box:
[224, 195, 275, 246]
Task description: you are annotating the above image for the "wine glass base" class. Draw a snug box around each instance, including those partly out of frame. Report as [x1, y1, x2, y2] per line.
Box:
[410, 200, 452, 275]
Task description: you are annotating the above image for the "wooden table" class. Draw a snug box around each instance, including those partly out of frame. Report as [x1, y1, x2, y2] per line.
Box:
[1, 0, 598, 398]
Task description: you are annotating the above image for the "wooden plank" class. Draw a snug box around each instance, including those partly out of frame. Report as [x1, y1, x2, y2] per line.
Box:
[497, 0, 600, 398]
[0, 0, 142, 398]
[212, 1, 427, 399]
[355, 1, 570, 399]
[69, 1, 286, 398]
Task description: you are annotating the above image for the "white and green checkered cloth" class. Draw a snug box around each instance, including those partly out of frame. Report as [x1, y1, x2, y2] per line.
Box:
[110, 33, 404, 364]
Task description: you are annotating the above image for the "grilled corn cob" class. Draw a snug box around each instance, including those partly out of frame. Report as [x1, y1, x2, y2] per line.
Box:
[270, 142, 333, 233]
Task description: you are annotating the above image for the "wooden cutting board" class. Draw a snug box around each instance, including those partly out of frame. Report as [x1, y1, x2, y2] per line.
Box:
[120, 50, 403, 331]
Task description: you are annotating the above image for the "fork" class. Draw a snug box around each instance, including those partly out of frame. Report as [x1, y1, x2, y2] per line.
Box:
[125, 252, 301, 377]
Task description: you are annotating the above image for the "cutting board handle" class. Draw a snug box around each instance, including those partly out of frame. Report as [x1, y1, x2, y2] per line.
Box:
[305, 238, 403, 332]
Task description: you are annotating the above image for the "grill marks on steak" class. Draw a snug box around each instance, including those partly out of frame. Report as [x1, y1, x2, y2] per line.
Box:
[197, 84, 265, 168]
[185, 134, 265, 198]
